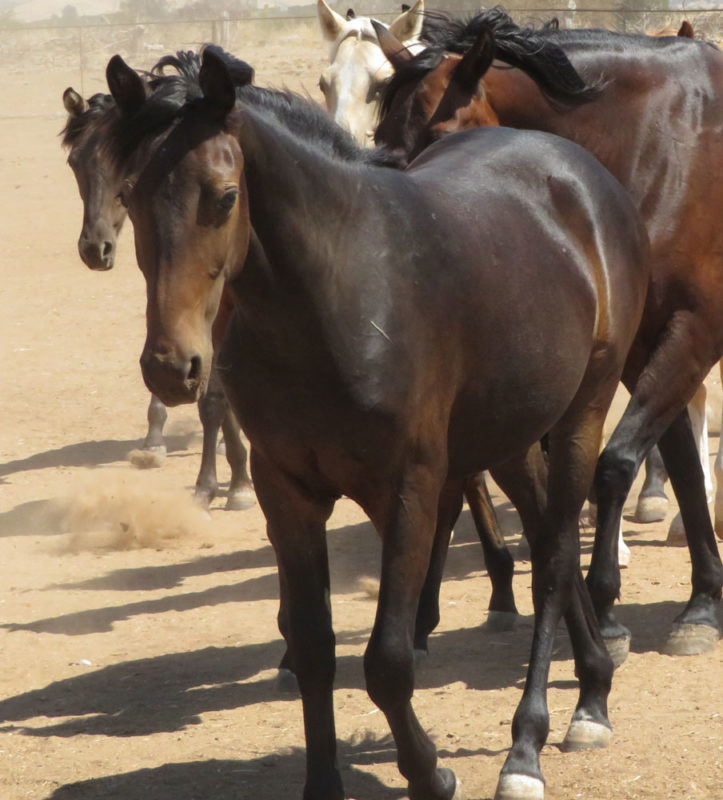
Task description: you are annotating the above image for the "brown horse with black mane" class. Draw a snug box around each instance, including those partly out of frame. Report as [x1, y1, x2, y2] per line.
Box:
[61, 54, 255, 511]
[100, 44, 648, 800]
[373, 8, 723, 666]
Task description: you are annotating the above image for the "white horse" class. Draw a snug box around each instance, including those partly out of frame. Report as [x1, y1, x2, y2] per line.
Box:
[317, 0, 424, 146]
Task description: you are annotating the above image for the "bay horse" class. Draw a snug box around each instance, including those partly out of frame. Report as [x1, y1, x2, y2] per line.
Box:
[373, 9, 723, 663]
[103, 46, 648, 800]
[317, 0, 425, 145]
[61, 53, 255, 511]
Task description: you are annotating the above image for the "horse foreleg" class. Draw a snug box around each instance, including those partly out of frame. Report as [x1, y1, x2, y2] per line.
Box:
[365, 463, 461, 800]
[194, 368, 226, 508]
[251, 448, 341, 799]
[142, 394, 168, 456]
[220, 407, 255, 510]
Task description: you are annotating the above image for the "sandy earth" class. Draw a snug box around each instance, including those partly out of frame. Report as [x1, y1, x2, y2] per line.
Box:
[1, 21, 722, 800]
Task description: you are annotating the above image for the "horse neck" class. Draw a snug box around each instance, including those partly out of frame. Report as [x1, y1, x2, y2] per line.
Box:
[234, 108, 374, 304]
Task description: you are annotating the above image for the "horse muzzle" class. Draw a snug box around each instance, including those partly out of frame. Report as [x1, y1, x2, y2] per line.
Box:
[140, 348, 205, 406]
[78, 234, 115, 271]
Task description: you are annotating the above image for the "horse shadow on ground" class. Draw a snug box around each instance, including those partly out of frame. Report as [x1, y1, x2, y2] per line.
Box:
[0, 595, 694, 742]
[42, 749, 427, 800]
[0, 507, 521, 637]
[0, 433, 196, 480]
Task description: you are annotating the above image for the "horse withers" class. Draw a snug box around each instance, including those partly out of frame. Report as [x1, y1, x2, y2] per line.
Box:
[103, 48, 648, 800]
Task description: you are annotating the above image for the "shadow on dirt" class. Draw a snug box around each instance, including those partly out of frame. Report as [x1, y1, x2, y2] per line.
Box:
[0, 434, 196, 479]
[41, 750, 411, 800]
[0, 596, 692, 741]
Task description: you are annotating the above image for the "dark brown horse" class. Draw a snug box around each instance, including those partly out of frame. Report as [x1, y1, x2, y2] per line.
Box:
[373, 9, 723, 665]
[102, 47, 648, 800]
[61, 54, 255, 511]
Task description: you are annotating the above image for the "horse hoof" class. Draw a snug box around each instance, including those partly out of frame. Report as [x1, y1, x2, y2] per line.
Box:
[127, 448, 166, 469]
[666, 513, 687, 546]
[494, 774, 544, 800]
[450, 774, 465, 800]
[663, 623, 721, 656]
[484, 611, 517, 632]
[275, 667, 299, 694]
[561, 716, 612, 752]
[604, 633, 631, 668]
[633, 494, 667, 523]
[225, 487, 256, 511]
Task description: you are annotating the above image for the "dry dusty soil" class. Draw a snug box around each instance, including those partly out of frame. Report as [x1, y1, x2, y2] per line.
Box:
[0, 21, 721, 800]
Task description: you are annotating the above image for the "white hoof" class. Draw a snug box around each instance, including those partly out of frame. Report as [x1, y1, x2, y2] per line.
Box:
[617, 534, 631, 568]
[634, 494, 667, 523]
[494, 774, 544, 800]
[452, 776, 465, 800]
[605, 634, 631, 669]
[561, 716, 612, 752]
[663, 623, 721, 656]
[666, 512, 687, 546]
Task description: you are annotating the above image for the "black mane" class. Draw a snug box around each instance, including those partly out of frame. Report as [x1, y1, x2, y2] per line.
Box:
[382, 7, 603, 118]
[105, 45, 402, 177]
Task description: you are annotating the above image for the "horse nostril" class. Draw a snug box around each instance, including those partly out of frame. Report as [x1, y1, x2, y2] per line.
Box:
[102, 240, 113, 258]
[186, 355, 202, 384]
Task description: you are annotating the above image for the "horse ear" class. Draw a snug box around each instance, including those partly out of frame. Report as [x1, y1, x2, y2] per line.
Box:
[388, 0, 424, 43]
[372, 20, 414, 71]
[678, 20, 694, 38]
[452, 27, 495, 95]
[63, 87, 87, 116]
[317, 0, 347, 42]
[106, 55, 146, 116]
[199, 47, 237, 116]
[345, 8, 355, 20]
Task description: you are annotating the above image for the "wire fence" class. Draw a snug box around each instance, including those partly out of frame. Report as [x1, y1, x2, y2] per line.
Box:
[3, 8, 723, 118]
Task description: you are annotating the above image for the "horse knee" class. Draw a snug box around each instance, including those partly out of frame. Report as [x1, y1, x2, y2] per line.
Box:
[364, 634, 414, 710]
[594, 448, 637, 506]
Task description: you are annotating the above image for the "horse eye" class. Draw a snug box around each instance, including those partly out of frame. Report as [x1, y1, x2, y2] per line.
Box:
[217, 188, 238, 215]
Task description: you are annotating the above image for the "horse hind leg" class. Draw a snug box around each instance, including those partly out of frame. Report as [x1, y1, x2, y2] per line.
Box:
[668, 380, 713, 543]
[496, 386, 616, 800]
[586, 316, 722, 664]
[465, 471, 519, 631]
[656, 410, 722, 655]
[634, 445, 668, 522]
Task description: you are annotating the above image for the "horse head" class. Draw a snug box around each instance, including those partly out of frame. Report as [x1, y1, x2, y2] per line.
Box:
[62, 87, 126, 270]
[105, 50, 251, 406]
[374, 22, 497, 160]
[317, 0, 424, 146]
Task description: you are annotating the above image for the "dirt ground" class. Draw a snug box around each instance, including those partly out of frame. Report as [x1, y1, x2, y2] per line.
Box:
[0, 25, 721, 800]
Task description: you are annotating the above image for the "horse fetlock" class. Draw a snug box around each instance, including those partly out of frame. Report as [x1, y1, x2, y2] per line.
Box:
[494, 774, 545, 800]
[408, 766, 461, 800]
